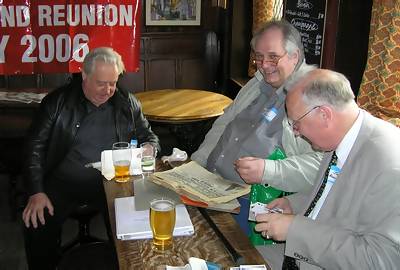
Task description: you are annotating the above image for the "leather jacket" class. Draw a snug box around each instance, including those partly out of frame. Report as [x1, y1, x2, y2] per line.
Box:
[24, 77, 159, 195]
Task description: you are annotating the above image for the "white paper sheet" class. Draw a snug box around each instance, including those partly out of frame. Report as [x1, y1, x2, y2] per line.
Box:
[114, 196, 194, 241]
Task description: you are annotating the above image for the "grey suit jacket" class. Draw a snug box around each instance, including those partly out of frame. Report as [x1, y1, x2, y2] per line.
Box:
[285, 111, 400, 269]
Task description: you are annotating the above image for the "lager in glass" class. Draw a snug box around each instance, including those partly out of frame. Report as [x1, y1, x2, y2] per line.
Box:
[112, 142, 131, 182]
[150, 199, 176, 251]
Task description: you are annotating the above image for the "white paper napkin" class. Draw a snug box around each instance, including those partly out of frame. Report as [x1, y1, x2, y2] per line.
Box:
[101, 148, 143, 180]
[161, 148, 188, 164]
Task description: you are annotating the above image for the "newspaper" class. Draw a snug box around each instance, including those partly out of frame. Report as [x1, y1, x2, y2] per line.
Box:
[0, 91, 47, 103]
[150, 161, 250, 204]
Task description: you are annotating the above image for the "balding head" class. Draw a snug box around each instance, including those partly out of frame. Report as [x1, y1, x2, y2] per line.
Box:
[286, 69, 359, 151]
[287, 69, 355, 110]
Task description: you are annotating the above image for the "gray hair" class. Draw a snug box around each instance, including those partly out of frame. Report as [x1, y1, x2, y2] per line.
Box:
[82, 47, 125, 76]
[250, 19, 305, 69]
[289, 69, 356, 110]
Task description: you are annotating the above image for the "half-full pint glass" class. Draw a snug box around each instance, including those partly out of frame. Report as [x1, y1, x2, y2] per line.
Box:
[112, 142, 131, 182]
[150, 198, 176, 251]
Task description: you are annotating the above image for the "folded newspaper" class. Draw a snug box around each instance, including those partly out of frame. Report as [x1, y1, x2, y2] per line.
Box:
[150, 161, 250, 204]
[0, 91, 47, 103]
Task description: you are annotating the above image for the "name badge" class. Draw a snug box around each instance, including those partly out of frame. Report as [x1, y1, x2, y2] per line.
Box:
[262, 107, 278, 122]
[327, 165, 341, 184]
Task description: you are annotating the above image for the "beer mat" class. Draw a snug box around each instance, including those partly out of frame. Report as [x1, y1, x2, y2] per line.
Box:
[101, 148, 143, 180]
[114, 196, 194, 241]
[134, 178, 181, 211]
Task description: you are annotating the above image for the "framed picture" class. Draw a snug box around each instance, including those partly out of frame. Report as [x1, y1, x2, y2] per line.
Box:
[146, 0, 201, 26]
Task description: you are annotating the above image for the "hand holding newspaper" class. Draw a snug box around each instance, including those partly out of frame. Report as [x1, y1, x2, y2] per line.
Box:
[149, 161, 250, 204]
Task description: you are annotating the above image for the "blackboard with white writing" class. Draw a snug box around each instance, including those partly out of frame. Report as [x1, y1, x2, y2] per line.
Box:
[284, 0, 327, 66]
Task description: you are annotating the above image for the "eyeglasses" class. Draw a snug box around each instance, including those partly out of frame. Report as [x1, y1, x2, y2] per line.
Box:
[253, 52, 287, 66]
[287, 106, 321, 129]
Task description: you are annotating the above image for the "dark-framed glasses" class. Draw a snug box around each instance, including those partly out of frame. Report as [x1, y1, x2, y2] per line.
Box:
[253, 52, 287, 66]
[287, 106, 321, 129]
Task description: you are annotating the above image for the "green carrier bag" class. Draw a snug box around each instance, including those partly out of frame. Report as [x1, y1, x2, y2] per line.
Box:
[248, 147, 288, 245]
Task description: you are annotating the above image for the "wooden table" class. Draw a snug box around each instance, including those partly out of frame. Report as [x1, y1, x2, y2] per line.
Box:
[103, 162, 269, 270]
[135, 89, 232, 123]
[135, 89, 233, 154]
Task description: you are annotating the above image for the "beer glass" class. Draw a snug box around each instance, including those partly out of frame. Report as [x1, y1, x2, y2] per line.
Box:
[112, 142, 131, 182]
[149, 198, 176, 251]
[140, 143, 157, 175]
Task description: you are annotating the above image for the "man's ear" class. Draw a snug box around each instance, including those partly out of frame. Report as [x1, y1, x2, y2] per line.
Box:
[82, 72, 87, 81]
[319, 105, 333, 126]
[289, 49, 300, 67]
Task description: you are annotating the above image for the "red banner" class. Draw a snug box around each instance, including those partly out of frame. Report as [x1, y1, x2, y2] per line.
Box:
[0, 0, 141, 75]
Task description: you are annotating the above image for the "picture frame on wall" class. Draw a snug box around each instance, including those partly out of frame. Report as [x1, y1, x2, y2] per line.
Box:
[146, 0, 201, 26]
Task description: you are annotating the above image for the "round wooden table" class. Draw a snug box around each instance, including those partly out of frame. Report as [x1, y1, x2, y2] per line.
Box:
[134, 89, 232, 123]
[135, 89, 233, 154]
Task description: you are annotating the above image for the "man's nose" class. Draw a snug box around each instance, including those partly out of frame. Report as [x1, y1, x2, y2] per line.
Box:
[105, 85, 114, 94]
[261, 61, 276, 72]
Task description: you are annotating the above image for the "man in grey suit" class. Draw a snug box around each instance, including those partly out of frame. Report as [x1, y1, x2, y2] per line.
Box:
[255, 69, 400, 269]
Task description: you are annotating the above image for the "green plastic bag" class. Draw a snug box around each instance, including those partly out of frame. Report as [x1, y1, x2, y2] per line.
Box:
[249, 147, 287, 245]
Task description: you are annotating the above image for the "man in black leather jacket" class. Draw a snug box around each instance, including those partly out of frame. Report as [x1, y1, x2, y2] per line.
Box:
[22, 47, 159, 269]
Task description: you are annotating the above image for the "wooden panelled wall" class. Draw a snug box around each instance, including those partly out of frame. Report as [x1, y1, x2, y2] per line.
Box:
[118, 31, 219, 92]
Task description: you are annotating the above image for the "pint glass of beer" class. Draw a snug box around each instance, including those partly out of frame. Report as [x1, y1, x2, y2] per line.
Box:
[150, 198, 176, 251]
[112, 142, 131, 182]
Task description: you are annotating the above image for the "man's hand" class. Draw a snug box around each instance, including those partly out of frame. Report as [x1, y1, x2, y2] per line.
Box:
[255, 213, 294, 241]
[234, 157, 264, 184]
[22, 192, 54, 229]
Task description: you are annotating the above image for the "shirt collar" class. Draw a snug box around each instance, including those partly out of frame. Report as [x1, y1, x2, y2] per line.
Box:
[335, 109, 363, 168]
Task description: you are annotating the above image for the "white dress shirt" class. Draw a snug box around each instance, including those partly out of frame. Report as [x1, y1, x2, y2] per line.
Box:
[309, 109, 364, 219]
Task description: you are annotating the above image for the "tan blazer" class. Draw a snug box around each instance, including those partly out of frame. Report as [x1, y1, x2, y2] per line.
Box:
[285, 111, 400, 269]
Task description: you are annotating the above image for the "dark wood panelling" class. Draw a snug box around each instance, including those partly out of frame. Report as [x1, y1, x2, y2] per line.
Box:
[118, 61, 145, 92]
[40, 73, 72, 89]
[5, 75, 38, 90]
[0, 76, 5, 88]
[180, 58, 207, 89]
[148, 59, 176, 89]
[117, 32, 219, 92]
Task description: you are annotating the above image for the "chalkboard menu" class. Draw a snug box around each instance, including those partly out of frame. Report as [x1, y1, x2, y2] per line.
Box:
[284, 0, 327, 66]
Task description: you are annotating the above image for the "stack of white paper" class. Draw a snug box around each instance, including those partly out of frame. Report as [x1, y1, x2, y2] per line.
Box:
[115, 196, 194, 241]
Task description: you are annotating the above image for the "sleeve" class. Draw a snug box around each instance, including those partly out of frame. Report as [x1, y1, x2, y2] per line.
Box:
[285, 169, 400, 269]
[191, 77, 261, 166]
[23, 93, 59, 195]
[129, 94, 160, 152]
[261, 117, 323, 193]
